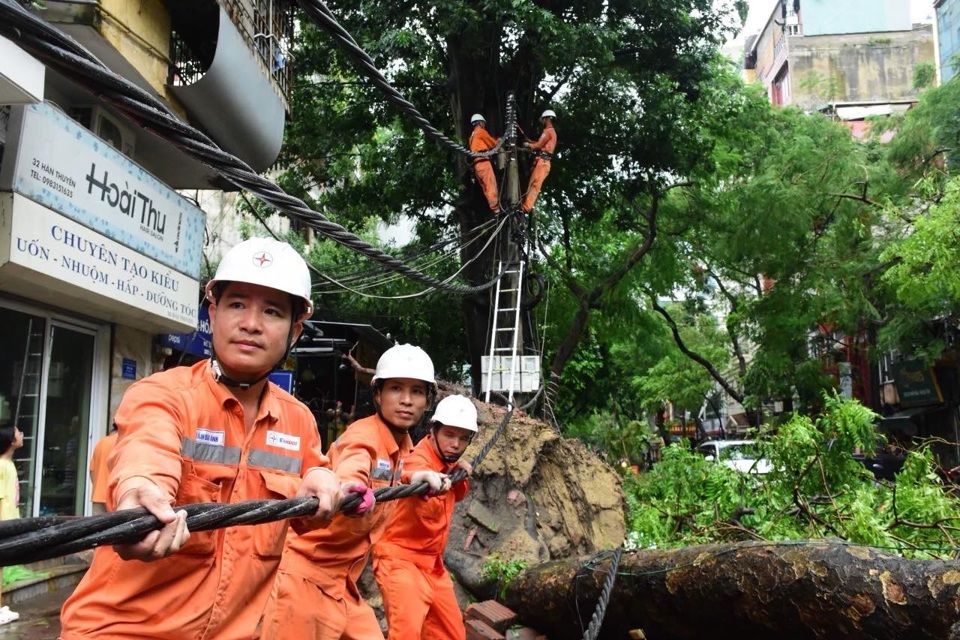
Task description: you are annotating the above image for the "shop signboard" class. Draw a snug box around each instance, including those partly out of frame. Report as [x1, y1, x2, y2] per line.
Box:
[891, 360, 943, 408]
[0, 193, 198, 331]
[160, 305, 212, 357]
[0, 103, 204, 278]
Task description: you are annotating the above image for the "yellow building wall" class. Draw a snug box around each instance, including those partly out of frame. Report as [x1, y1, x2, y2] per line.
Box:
[95, 0, 182, 109]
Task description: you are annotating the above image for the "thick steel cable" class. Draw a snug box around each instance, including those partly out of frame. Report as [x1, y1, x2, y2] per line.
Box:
[314, 217, 508, 298]
[296, 0, 510, 159]
[316, 216, 509, 300]
[0, 406, 516, 565]
[312, 219, 499, 291]
[581, 547, 623, 640]
[0, 0, 504, 295]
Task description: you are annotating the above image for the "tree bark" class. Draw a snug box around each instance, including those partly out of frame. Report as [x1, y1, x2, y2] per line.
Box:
[446, 30, 514, 394]
[503, 541, 960, 640]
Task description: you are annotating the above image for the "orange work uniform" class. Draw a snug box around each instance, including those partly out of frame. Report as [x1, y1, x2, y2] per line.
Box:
[260, 414, 412, 640]
[373, 434, 469, 640]
[60, 359, 327, 640]
[470, 125, 501, 213]
[521, 123, 557, 213]
[88, 430, 118, 510]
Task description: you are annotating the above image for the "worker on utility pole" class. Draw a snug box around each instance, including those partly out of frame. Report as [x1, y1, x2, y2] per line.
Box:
[521, 109, 558, 215]
[373, 394, 476, 640]
[469, 113, 501, 215]
[261, 344, 449, 640]
[60, 238, 361, 640]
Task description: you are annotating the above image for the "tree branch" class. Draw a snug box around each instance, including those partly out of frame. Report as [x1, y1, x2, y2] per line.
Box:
[649, 298, 744, 404]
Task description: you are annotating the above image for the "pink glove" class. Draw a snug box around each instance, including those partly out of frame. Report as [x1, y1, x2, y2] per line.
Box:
[343, 483, 375, 517]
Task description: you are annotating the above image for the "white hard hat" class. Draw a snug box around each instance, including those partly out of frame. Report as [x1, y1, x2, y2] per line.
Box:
[205, 237, 313, 317]
[372, 344, 436, 385]
[470, 113, 486, 125]
[432, 394, 478, 433]
[540, 109, 556, 120]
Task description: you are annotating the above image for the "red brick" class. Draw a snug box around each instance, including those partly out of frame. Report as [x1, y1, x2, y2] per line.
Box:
[466, 618, 506, 640]
[465, 601, 518, 632]
[505, 627, 547, 640]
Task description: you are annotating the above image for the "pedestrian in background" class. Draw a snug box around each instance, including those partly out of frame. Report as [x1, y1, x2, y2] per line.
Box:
[0, 421, 24, 625]
[88, 424, 118, 515]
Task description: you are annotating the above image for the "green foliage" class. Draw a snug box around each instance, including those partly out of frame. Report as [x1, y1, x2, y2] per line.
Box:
[624, 396, 960, 558]
[300, 219, 472, 381]
[481, 554, 529, 599]
[879, 177, 960, 356]
[913, 61, 936, 91]
[563, 409, 660, 468]
[884, 77, 960, 179]
[274, 0, 936, 429]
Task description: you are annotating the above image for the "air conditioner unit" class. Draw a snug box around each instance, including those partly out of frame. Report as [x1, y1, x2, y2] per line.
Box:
[68, 105, 136, 158]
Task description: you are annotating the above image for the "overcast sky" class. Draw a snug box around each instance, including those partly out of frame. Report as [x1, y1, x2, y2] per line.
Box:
[734, 0, 934, 43]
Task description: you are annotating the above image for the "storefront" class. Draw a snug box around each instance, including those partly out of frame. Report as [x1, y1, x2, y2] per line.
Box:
[0, 102, 204, 516]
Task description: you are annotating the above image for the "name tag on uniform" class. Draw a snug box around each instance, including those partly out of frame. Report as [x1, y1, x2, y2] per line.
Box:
[371, 458, 393, 481]
[266, 430, 300, 452]
[196, 429, 225, 446]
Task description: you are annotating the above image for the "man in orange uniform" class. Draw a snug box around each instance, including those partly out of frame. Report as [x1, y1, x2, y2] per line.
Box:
[469, 113, 501, 215]
[88, 424, 118, 514]
[373, 394, 477, 640]
[521, 109, 558, 214]
[60, 238, 361, 640]
[261, 344, 448, 640]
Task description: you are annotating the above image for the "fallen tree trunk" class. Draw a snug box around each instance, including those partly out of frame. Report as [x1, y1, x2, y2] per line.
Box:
[503, 540, 960, 640]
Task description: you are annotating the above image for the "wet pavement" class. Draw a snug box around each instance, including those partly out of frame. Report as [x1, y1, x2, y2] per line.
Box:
[0, 588, 66, 640]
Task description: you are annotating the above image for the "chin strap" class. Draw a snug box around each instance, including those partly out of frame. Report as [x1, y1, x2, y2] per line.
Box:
[431, 426, 465, 463]
[210, 358, 272, 390]
[377, 409, 413, 439]
[209, 323, 298, 390]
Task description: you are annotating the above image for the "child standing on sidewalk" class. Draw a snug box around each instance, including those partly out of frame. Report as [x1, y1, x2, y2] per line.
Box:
[0, 422, 24, 625]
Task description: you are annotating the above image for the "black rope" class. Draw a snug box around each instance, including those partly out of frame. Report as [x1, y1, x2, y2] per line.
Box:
[581, 547, 623, 640]
[0, 0, 506, 296]
[295, 0, 510, 160]
[0, 406, 516, 566]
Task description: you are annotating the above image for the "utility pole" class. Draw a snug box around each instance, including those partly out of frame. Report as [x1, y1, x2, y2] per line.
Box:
[501, 93, 525, 405]
[483, 94, 528, 405]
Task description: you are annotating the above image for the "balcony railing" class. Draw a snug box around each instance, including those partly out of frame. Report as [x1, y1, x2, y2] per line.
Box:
[168, 0, 293, 107]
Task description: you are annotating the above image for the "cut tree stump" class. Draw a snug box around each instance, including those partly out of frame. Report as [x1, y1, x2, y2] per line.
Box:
[502, 540, 960, 640]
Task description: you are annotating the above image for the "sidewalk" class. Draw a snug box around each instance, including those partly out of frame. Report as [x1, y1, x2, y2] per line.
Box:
[0, 587, 66, 640]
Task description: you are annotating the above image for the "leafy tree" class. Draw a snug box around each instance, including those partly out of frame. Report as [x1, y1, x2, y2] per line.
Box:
[625, 396, 960, 559]
[276, 0, 747, 392]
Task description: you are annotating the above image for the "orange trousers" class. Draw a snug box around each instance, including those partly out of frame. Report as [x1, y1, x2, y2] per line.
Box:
[259, 569, 384, 640]
[521, 159, 551, 212]
[374, 556, 465, 640]
[474, 161, 500, 213]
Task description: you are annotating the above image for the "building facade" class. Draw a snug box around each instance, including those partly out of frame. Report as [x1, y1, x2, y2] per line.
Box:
[745, 0, 933, 111]
[0, 0, 293, 517]
[935, 0, 960, 83]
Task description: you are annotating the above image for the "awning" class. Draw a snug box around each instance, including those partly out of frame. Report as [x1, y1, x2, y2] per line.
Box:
[879, 406, 942, 437]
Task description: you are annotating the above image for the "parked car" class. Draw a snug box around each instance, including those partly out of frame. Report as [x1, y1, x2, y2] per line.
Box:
[853, 449, 906, 482]
[697, 440, 772, 475]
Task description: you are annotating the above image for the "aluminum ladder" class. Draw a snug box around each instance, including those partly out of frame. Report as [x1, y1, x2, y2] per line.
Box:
[484, 260, 525, 405]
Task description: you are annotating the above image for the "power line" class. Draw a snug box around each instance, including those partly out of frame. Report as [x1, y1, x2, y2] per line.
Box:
[315, 215, 509, 299]
[294, 0, 513, 160]
[0, 0, 505, 296]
